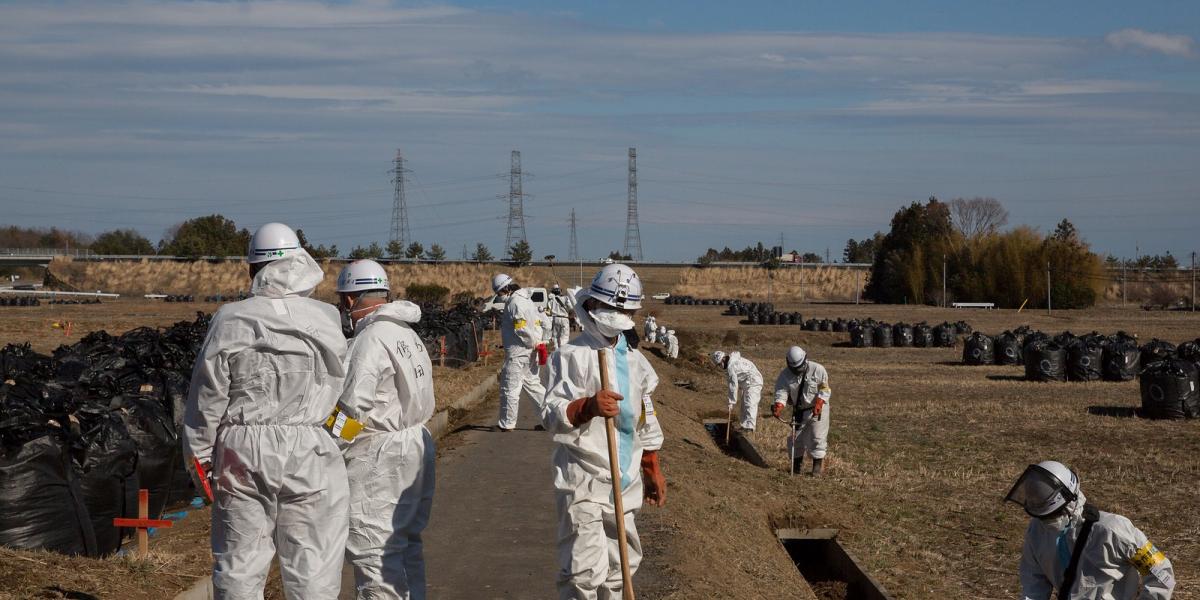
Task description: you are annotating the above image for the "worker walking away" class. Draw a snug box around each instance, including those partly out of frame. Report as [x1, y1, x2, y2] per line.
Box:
[1005, 461, 1175, 599]
[644, 315, 657, 344]
[539, 263, 666, 600]
[548, 283, 575, 351]
[666, 329, 679, 359]
[183, 222, 348, 600]
[334, 260, 436, 600]
[711, 349, 764, 432]
[494, 273, 547, 431]
[770, 346, 831, 476]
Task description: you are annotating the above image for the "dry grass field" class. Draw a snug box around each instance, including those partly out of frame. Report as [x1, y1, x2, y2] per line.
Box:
[673, 265, 867, 302]
[637, 300, 1200, 599]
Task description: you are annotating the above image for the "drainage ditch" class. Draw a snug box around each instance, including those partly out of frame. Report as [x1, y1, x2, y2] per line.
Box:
[776, 529, 894, 600]
[702, 419, 769, 468]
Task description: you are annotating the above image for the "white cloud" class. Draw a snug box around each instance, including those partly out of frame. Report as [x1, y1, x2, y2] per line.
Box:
[1105, 28, 1194, 57]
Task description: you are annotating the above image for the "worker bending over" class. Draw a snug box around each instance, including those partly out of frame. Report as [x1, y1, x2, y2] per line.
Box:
[711, 349, 764, 432]
[1005, 461, 1174, 599]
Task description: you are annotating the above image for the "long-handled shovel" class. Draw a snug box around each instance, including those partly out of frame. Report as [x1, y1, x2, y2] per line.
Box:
[597, 349, 636, 600]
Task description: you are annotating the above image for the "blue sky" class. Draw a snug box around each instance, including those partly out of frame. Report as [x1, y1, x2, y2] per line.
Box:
[0, 0, 1197, 262]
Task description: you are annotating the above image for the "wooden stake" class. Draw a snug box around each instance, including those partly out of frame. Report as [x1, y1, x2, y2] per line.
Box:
[597, 349, 635, 600]
[113, 488, 172, 558]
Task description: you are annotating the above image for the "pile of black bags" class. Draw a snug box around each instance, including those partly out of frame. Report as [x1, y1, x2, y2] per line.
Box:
[0, 312, 210, 557]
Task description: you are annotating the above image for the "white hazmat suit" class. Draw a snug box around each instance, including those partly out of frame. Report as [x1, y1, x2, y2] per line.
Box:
[1020, 490, 1175, 599]
[339, 301, 436, 600]
[498, 288, 546, 430]
[540, 301, 665, 600]
[772, 361, 832, 460]
[723, 351, 763, 431]
[549, 291, 575, 351]
[643, 316, 656, 344]
[184, 251, 349, 600]
[665, 331, 679, 359]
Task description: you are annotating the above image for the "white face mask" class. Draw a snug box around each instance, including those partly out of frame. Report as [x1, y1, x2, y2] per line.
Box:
[1039, 512, 1071, 531]
[588, 307, 635, 338]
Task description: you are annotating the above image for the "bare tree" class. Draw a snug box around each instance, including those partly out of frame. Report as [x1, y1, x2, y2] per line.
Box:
[949, 197, 1008, 238]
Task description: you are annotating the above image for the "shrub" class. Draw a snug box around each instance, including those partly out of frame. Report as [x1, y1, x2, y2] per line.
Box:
[406, 283, 450, 305]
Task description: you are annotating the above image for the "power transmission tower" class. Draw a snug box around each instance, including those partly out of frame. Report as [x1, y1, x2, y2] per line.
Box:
[568, 209, 579, 262]
[623, 147, 642, 261]
[389, 149, 410, 250]
[503, 150, 528, 257]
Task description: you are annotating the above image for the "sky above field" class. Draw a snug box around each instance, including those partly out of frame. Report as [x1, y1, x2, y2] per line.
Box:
[1, 0, 1198, 262]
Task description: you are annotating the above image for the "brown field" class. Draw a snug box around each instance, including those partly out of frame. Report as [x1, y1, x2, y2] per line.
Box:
[639, 300, 1200, 599]
[3, 291, 1199, 598]
[673, 264, 867, 302]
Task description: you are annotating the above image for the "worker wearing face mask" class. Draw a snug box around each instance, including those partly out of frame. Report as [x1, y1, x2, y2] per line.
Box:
[710, 349, 764, 433]
[538, 263, 666, 600]
[1005, 460, 1175, 600]
[548, 283, 575, 351]
[494, 273, 547, 432]
[770, 346, 831, 476]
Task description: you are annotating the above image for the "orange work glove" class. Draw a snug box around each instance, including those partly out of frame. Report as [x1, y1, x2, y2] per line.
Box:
[641, 451, 666, 507]
[813, 397, 826, 420]
[565, 389, 622, 426]
[536, 343, 548, 365]
[771, 403, 784, 419]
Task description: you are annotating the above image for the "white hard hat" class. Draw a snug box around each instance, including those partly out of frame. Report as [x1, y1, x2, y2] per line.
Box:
[248, 222, 301, 264]
[1004, 460, 1080, 518]
[658, 325, 666, 333]
[492, 273, 515, 294]
[710, 350, 726, 366]
[787, 346, 808, 368]
[584, 263, 642, 309]
[336, 259, 389, 294]
[668, 330, 675, 335]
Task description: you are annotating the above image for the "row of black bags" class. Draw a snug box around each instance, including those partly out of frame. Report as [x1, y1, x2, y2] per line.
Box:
[0, 313, 209, 557]
[850, 321, 969, 348]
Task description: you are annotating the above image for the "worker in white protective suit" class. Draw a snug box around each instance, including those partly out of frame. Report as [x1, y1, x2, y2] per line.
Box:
[495, 273, 547, 431]
[183, 222, 348, 600]
[711, 350, 764, 432]
[643, 315, 656, 344]
[770, 346, 831, 476]
[539, 263, 666, 600]
[548, 283, 576, 351]
[656, 325, 667, 347]
[1005, 461, 1175, 600]
[334, 260, 435, 600]
[665, 330, 679, 359]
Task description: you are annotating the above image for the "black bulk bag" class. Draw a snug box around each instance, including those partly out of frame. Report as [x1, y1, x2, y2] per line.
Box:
[962, 332, 995, 365]
[0, 434, 97, 556]
[893, 323, 914, 347]
[913, 324, 934, 348]
[851, 325, 875, 348]
[1024, 341, 1067, 382]
[933, 323, 957, 348]
[875, 324, 894, 348]
[1140, 339, 1177, 364]
[994, 332, 1023, 366]
[1139, 359, 1200, 419]
[75, 407, 140, 556]
[818, 319, 831, 332]
[833, 319, 847, 333]
[789, 313, 801, 325]
[1066, 339, 1105, 382]
[1177, 340, 1200, 366]
[118, 396, 181, 520]
[1103, 342, 1141, 382]
[954, 321, 973, 335]
[1053, 331, 1078, 348]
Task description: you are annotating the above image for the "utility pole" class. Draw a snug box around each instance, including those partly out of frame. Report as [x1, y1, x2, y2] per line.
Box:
[462, 244, 468, 261]
[1046, 261, 1052, 315]
[1121, 259, 1126, 307]
[623, 147, 643, 261]
[389, 149, 411, 251]
[1192, 251, 1196, 312]
[503, 150, 528, 258]
[855, 269, 861, 304]
[568, 209, 579, 262]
